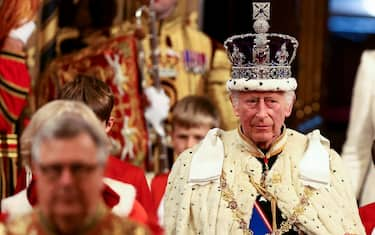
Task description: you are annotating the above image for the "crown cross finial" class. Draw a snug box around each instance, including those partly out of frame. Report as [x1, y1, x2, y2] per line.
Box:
[253, 2, 270, 20]
[253, 2, 270, 34]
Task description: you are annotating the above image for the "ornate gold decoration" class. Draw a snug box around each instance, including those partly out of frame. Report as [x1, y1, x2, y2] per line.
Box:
[220, 171, 253, 235]
[269, 187, 313, 235]
[220, 169, 315, 234]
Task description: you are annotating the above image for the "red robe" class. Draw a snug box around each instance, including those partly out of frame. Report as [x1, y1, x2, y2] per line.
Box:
[103, 156, 162, 235]
[104, 156, 157, 218]
[359, 202, 375, 235]
[150, 173, 169, 211]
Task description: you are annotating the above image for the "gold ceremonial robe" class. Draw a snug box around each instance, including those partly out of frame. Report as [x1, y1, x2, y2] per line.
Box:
[0, 204, 149, 235]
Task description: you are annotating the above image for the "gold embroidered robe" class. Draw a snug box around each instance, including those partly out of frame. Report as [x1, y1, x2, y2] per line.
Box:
[0, 204, 149, 235]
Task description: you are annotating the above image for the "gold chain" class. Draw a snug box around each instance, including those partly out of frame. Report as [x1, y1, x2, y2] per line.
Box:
[220, 172, 253, 235]
[221, 170, 314, 234]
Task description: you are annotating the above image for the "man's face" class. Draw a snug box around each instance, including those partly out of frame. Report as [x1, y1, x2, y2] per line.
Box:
[34, 133, 103, 231]
[171, 124, 211, 155]
[231, 91, 293, 149]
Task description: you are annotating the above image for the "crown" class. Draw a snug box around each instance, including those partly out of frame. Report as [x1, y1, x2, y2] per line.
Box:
[224, 2, 299, 91]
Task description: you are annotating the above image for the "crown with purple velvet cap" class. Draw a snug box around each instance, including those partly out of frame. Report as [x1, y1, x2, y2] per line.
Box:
[224, 2, 299, 91]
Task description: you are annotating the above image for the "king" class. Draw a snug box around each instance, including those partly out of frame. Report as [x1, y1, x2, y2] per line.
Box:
[163, 1, 365, 234]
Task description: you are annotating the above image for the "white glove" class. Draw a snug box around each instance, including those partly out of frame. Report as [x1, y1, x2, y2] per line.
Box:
[9, 21, 36, 44]
[144, 87, 170, 137]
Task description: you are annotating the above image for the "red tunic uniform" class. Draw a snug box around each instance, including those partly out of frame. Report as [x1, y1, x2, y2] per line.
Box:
[0, 51, 30, 133]
[150, 173, 169, 212]
[0, 50, 31, 198]
[359, 202, 375, 235]
[104, 156, 156, 218]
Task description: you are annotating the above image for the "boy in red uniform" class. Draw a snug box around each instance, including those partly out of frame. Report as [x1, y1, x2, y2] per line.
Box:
[58, 75, 156, 218]
[150, 95, 220, 225]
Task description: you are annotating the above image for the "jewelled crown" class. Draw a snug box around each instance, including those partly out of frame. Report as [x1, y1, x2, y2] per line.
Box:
[224, 2, 298, 91]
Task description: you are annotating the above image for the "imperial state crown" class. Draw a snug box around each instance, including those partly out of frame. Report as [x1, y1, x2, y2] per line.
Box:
[224, 2, 298, 91]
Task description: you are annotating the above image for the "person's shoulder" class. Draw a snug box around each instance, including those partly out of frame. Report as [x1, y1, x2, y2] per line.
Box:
[286, 128, 333, 149]
[185, 25, 207, 36]
[1, 189, 32, 221]
[362, 49, 375, 62]
[286, 128, 307, 139]
[359, 202, 375, 235]
[0, 212, 33, 235]
[151, 172, 169, 189]
[151, 173, 169, 183]
[107, 156, 145, 175]
[109, 212, 151, 235]
[360, 202, 375, 217]
[0, 223, 5, 235]
[184, 26, 211, 43]
[220, 128, 238, 138]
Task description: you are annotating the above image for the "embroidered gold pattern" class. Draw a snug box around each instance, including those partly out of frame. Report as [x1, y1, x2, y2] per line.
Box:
[266, 187, 314, 235]
[221, 170, 314, 234]
[220, 172, 253, 235]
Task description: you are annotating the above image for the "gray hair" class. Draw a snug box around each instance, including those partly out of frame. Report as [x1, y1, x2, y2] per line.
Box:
[229, 90, 296, 108]
[31, 101, 109, 165]
[284, 90, 296, 107]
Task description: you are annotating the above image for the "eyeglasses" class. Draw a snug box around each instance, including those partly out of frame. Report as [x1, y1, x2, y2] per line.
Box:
[37, 162, 100, 181]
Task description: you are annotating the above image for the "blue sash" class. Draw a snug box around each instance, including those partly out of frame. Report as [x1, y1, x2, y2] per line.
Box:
[249, 201, 272, 235]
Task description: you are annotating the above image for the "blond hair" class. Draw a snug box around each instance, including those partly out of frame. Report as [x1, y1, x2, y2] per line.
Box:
[172, 95, 220, 129]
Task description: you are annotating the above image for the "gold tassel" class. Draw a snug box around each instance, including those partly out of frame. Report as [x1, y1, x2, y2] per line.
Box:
[249, 175, 278, 231]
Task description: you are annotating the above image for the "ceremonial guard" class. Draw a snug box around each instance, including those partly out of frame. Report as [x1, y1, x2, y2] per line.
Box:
[0, 0, 40, 198]
[137, 0, 237, 131]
